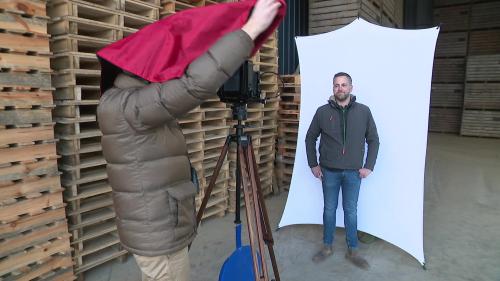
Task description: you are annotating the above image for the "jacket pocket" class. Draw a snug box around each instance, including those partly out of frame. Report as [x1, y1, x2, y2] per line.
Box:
[167, 181, 197, 240]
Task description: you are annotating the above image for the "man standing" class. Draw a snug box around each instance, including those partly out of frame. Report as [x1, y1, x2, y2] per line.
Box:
[97, 0, 283, 280]
[305, 72, 379, 269]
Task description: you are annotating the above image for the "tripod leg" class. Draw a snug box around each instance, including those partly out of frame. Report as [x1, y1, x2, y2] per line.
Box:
[246, 142, 281, 281]
[238, 147, 268, 281]
[196, 136, 230, 227]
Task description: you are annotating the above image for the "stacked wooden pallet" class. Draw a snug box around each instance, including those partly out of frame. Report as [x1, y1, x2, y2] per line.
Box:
[309, 0, 404, 35]
[46, 0, 159, 276]
[276, 75, 300, 191]
[461, 1, 500, 138]
[159, 0, 231, 220]
[0, 0, 74, 279]
[430, 0, 470, 133]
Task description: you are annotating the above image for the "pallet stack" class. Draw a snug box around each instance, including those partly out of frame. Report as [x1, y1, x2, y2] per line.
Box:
[276, 75, 301, 191]
[159, 0, 231, 220]
[460, 1, 500, 138]
[431, 0, 470, 133]
[432, 0, 500, 137]
[46, 0, 160, 276]
[309, 0, 404, 35]
[0, 0, 74, 280]
[251, 31, 280, 197]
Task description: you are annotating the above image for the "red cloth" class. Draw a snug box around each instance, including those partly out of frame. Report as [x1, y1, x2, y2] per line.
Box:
[97, 0, 286, 92]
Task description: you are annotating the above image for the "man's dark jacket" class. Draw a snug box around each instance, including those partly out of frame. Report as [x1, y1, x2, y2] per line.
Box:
[305, 95, 380, 171]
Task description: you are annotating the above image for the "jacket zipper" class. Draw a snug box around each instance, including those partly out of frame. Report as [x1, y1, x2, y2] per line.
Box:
[342, 108, 346, 155]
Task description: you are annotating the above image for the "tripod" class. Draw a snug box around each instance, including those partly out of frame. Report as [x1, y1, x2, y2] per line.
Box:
[196, 104, 280, 281]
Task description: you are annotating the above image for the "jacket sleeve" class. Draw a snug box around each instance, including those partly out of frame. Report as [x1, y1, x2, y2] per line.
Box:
[124, 30, 254, 130]
[305, 109, 321, 168]
[363, 108, 380, 171]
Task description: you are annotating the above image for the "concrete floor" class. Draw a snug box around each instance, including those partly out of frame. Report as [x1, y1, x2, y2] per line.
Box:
[85, 133, 500, 281]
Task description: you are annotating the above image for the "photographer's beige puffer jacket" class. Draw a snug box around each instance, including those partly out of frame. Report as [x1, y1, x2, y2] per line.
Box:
[97, 30, 253, 256]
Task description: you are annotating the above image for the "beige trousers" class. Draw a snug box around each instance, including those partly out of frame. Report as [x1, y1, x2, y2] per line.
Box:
[133, 247, 190, 281]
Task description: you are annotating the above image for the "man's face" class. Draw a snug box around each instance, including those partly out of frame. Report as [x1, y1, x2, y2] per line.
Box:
[333, 76, 352, 102]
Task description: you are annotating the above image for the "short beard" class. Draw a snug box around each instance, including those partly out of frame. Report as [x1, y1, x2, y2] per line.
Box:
[335, 92, 349, 102]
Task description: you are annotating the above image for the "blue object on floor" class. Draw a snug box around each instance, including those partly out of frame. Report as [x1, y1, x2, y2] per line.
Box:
[219, 224, 258, 281]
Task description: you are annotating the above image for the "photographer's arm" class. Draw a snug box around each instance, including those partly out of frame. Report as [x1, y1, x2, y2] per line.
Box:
[124, 0, 282, 129]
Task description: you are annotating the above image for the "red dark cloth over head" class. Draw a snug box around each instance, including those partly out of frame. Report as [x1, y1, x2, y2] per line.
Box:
[97, 0, 286, 93]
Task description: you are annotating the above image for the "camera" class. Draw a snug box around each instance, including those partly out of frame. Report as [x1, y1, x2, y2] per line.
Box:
[217, 61, 263, 105]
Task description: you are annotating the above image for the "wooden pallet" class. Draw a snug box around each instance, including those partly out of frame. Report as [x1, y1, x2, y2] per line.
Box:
[430, 83, 464, 108]
[428, 107, 462, 133]
[461, 110, 500, 138]
[432, 58, 466, 83]
[470, 1, 500, 30]
[433, 4, 471, 32]
[463, 83, 500, 110]
[469, 29, 500, 56]
[435, 31, 468, 58]
[465, 54, 500, 82]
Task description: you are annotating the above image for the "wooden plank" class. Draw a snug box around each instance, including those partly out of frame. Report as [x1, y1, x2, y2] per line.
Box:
[0, 72, 52, 90]
[0, 0, 47, 17]
[50, 34, 112, 54]
[0, 126, 54, 146]
[0, 12, 47, 35]
[464, 83, 500, 110]
[0, 33, 50, 54]
[0, 237, 71, 276]
[6, 255, 74, 281]
[76, 246, 127, 274]
[0, 222, 69, 258]
[0, 207, 66, 237]
[0, 91, 53, 108]
[48, 16, 124, 40]
[461, 110, 500, 138]
[0, 192, 64, 222]
[0, 53, 51, 72]
[0, 108, 53, 125]
[0, 143, 57, 165]
[0, 175, 61, 201]
[0, 159, 58, 182]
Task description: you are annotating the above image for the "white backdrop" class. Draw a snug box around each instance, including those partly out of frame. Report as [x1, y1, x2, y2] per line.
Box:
[278, 19, 439, 265]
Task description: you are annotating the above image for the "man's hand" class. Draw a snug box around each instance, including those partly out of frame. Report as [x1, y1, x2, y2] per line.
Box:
[242, 0, 282, 40]
[359, 168, 372, 179]
[311, 166, 323, 179]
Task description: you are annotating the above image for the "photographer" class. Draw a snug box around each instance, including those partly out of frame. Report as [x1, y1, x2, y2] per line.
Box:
[96, 0, 282, 280]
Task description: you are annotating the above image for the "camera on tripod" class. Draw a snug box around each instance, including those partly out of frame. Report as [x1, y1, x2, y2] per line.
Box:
[217, 61, 265, 120]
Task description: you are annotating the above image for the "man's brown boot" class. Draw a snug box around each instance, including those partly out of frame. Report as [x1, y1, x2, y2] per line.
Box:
[345, 248, 370, 270]
[312, 245, 333, 263]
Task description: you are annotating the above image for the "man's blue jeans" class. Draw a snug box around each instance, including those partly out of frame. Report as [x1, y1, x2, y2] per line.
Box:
[321, 167, 361, 249]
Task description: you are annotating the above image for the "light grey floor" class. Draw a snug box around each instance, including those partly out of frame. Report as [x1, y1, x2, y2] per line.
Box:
[85, 133, 500, 281]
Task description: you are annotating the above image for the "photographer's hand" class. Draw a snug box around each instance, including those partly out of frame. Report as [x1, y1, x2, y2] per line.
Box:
[242, 0, 281, 40]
